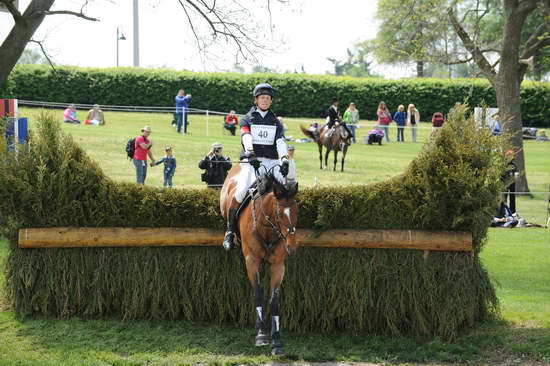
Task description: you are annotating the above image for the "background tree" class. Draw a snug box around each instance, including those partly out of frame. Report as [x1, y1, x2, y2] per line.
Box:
[447, 0, 550, 193]
[371, 0, 454, 77]
[327, 43, 377, 77]
[0, 0, 286, 89]
[16, 47, 48, 65]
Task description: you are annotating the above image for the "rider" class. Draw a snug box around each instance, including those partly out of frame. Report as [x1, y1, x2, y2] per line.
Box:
[325, 98, 351, 140]
[222, 83, 290, 250]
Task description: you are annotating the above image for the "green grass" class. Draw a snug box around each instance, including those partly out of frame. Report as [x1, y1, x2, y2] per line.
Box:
[18, 106, 550, 224]
[1, 230, 549, 365]
[0, 107, 549, 365]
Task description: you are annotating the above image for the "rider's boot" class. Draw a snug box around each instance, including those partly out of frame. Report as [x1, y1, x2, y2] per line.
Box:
[222, 197, 240, 251]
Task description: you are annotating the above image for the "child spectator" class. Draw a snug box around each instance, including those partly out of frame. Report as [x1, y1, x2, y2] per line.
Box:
[287, 145, 297, 183]
[153, 146, 177, 188]
[431, 112, 445, 132]
[406, 104, 420, 142]
[393, 105, 406, 142]
[367, 126, 384, 145]
[343, 102, 360, 143]
[224, 110, 239, 136]
[376, 101, 392, 142]
[63, 104, 80, 124]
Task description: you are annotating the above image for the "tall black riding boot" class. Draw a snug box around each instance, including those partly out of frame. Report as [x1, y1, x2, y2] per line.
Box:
[223, 201, 239, 250]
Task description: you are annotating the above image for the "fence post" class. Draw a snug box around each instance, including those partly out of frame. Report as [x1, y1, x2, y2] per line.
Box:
[206, 110, 209, 137]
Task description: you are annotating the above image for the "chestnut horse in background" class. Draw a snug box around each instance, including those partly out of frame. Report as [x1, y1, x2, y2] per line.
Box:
[220, 164, 299, 356]
[300, 124, 350, 171]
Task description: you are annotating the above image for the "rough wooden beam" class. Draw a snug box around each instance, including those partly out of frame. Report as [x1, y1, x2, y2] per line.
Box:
[18, 227, 473, 252]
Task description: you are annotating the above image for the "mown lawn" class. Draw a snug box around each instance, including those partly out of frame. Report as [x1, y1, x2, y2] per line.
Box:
[0, 107, 548, 365]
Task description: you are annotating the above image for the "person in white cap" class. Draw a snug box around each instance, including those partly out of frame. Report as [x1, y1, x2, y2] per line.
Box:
[198, 142, 232, 189]
[133, 126, 155, 185]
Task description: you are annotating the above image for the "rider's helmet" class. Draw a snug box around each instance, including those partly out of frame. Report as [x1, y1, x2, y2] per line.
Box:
[253, 83, 275, 98]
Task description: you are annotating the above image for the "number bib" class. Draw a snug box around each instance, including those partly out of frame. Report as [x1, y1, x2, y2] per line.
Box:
[251, 124, 277, 145]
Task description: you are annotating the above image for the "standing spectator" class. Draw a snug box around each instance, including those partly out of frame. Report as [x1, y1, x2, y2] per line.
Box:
[502, 149, 518, 214]
[198, 142, 232, 189]
[63, 104, 80, 124]
[175, 89, 192, 134]
[133, 126, 155, 185]
[393, 105, 406, 142]
[431, 112, 445, 132]
[85, 104, 106, 126]
[224, 110, 239, 136]
[406, 104, 420, 142]
[343, 102, 360, 143]
[153, 146, 177, 188]
[287, 145, 297, 183]
[376, 101, 392, 142]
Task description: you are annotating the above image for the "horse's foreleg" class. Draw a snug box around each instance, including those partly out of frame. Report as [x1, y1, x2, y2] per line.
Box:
[245, 254, 269, 347]
[333, 150, 338, 171]
[318, 144, 323, 170]
[341, 149, 346, 172]
[269, 262, 286, 355]
[324, 148, 330, 169]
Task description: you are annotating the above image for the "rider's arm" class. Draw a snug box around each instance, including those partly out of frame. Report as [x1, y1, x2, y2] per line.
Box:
[240, 115, 254, 152]
[275, 123, 288, 161]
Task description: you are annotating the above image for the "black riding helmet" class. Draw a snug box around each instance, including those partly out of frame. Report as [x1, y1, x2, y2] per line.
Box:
[253, 83, 275, 98]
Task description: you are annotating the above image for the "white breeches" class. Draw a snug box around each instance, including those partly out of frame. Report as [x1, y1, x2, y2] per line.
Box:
[234, 158, 285, 203]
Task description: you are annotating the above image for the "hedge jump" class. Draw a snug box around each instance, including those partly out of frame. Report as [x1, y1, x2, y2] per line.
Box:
[18, 227, 473, 251]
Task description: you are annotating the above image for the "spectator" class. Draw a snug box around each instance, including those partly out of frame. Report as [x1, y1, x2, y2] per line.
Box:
[133, 126, 155, 185]
[84, 104, 106, 126]
[431, 112, 445, 132]
[198, 142, 232, 189]
[376, 101, 392, 142]
[367, 126, 384, 145]
[224, 110, 239, 136]
[393, 105, 406, 142]
[287, 145, 297, 183]
[502, 149, 518, 214]
[153, 146, 177, 188]
[406, 104, 420, 142]
[175, 89, 192, 134]
[343, 102, 360, 143]
[63, 104, 80, 124]
[536, 130, 548, 142]
[490, 201, 518, 228]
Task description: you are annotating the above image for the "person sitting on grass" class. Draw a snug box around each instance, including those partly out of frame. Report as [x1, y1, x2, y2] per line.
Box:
[491, 201, 518, 228]
[63, 104, 80, 124]
[224, 110, 239, 136]
[367, 126, 385, 145]
[152, 146, 177, 188]
[84, 104, 106, 126]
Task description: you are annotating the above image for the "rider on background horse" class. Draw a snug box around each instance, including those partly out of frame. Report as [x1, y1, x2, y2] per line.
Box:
[222, 83, 290, 250]
[325, 97, 352, 141]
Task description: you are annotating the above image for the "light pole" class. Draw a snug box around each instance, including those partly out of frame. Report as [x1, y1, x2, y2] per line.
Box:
[116, 26, 126, 67]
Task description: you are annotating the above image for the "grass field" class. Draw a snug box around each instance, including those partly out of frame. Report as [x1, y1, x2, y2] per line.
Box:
[0, 107, 549, 365]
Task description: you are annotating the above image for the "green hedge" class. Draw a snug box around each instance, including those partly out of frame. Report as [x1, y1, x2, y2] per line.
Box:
[4, 65, 550, 127]
[0, 109, 505, 340]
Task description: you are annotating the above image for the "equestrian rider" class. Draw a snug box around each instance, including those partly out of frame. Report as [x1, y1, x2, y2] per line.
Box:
[325, 98, 352, 140]
[222, 83, 290, 250]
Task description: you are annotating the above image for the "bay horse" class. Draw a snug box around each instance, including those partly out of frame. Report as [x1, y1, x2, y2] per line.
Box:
[220, 164, 299, 355]
[300, 124, 351, 171]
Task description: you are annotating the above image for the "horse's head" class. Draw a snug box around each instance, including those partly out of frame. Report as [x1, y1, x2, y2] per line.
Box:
[272, 179, 299, 256]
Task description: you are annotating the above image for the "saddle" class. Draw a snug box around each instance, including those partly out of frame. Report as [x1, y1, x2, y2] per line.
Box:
[233, 175, 273, 239]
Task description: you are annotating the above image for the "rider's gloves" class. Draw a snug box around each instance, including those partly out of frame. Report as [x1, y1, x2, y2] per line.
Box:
[246, 150, 261, 170]
[280, 156, 289, 177]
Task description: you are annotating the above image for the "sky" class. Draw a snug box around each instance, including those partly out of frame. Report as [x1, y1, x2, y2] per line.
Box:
[0, 0, 413, 77]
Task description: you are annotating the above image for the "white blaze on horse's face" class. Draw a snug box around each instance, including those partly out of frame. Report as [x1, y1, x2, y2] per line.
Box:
[283, 207, 296, 236]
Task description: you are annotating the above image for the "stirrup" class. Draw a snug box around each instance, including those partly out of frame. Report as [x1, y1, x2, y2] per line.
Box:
[222, 232, 235, 251]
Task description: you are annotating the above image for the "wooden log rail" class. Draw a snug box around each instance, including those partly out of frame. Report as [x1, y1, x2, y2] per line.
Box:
[18, 227, 473, 252]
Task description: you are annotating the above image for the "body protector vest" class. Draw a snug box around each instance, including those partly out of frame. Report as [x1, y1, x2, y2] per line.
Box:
[240, 107, 286, 160]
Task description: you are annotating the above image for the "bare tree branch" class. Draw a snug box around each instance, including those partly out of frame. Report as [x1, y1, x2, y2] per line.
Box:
[447, 7, 497, 79]
[517, 0, 540, 15]
[41, 10, 99, 21]
[0, 0, 23, 22]
[28, 39, 56, 72]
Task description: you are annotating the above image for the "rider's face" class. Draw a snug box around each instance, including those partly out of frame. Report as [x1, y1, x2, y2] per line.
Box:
[256, 95, 272, 110]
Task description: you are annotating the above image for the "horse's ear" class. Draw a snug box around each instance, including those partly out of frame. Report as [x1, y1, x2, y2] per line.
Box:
[288, 182, 298, 198]
[272, 179, 285, 199]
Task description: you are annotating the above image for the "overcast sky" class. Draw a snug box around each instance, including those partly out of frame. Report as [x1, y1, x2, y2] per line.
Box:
[0, 0, 413, 77]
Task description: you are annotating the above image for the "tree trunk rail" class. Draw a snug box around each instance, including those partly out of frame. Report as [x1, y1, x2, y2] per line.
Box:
[18, 227, 473, 252]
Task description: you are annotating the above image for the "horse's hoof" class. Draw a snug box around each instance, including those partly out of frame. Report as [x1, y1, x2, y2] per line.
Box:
[271, 346, 284, 356]
[255, 334, 270, 347]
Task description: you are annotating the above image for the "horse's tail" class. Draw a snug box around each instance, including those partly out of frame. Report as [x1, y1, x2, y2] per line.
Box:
[300, 125, 318, 142]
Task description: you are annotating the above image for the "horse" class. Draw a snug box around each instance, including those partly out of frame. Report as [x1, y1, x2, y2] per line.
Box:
[300, 123, 351, 171]
[220, 163, 299, 355]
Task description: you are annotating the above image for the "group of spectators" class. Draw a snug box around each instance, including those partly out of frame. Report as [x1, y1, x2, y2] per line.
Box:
[63, 104, 106, 125]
